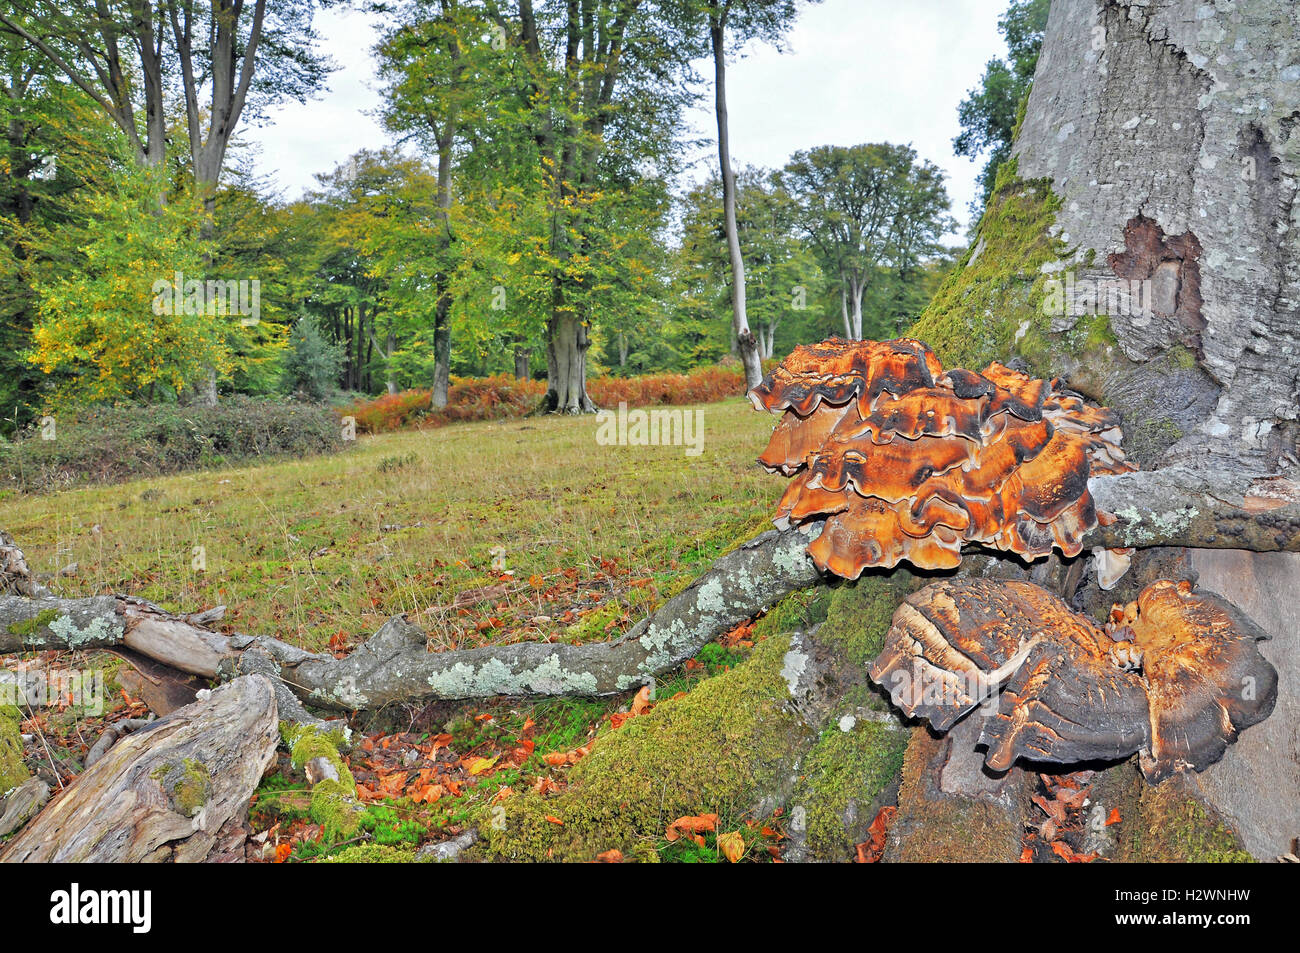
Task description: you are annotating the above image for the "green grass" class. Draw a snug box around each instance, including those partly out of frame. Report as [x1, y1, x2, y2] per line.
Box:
[0, 397, 780, 652]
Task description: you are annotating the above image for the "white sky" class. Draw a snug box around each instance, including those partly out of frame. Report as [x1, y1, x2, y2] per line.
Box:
[243, 0, 1008, 236]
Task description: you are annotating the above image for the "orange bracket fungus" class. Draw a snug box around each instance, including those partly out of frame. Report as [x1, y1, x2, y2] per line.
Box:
[751, 338, 1136, 584]
[869, 578, 1278, 781]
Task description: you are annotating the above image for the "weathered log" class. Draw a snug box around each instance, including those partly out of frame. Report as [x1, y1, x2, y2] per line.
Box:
[0, 675, 278, 862]
[0, 524, 825, 709]
[0, 776, 49, 836]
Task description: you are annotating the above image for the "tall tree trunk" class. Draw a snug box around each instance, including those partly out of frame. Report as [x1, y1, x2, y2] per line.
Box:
[386, 328, 398, 394]
[514, 347, 531, 380]
[432, 133, 455, 410]
[920, 0, 1300, 861]
[544, 311, 597, 414]
[711, 5, 763, 390]
[850, 278, 865, 340]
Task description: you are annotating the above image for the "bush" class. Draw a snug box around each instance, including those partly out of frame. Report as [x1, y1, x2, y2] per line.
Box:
[282, 317, 344, 402]
[0, 397, 345, 492]
[338, 365, 751, 435]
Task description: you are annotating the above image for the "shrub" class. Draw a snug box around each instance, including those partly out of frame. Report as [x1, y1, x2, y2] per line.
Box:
[0, 396, 344, 492]
[283, 317, 344, 402]
[338, 365, 752, 434]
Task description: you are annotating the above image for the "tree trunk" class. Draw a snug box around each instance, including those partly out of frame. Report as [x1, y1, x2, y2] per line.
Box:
[711, 9, 763, 390]
[514, 346, 531, 380]
[542, 311, 597, 414]
[432, 135, 456, 410]
[905, 0, 1300, 861]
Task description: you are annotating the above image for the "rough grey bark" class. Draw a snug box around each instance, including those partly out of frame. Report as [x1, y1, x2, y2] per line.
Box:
[1017, 0, 1300, 476]
[0, 675, 277, 862]
[542, 313, 598, 414]
[0, 525, 823, 710]
[1184, 549, 1300, 860]
[1005, 0, 1300, 860]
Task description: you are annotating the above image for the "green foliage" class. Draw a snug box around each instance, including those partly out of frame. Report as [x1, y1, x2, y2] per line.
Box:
[283, 316, 344, 402]
[25, 165, 231, 403]
[953, 0, 1051, 213]
[359, 803, 427, 847]
[0, 396, 343, 492]
[778, 143, 955, 339]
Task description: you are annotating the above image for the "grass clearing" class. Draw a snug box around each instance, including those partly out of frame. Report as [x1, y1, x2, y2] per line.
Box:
[1, 397, 780, 652]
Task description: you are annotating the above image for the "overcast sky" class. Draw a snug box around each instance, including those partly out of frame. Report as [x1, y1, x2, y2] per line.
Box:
[242, 0, 1008, 237]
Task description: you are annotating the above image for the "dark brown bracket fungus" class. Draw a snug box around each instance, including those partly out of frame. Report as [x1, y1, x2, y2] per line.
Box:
[869, 578, 1278, 782]
[751, 338, 1136, 583]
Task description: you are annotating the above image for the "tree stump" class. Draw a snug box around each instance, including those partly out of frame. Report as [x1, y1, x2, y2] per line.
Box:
[0, 675, 278, 862]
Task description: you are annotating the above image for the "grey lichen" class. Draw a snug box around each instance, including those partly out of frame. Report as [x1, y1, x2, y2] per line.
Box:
[47, 613, 117, 649]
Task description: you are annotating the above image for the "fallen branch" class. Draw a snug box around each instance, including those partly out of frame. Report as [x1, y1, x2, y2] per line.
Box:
[4, 463, 1296, 717]
[1085, 467, 1300, 551]
[0, 524, 825, 710]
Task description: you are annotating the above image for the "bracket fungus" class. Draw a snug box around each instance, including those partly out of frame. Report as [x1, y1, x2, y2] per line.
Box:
[868, 578, 1278, 782]
[751, 338, 1136, 584]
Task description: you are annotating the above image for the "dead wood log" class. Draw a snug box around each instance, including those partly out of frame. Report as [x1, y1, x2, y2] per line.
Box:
[0, 524, 825, 710]
[4, 470, 1300, 715]
[0, 674, 278, 862]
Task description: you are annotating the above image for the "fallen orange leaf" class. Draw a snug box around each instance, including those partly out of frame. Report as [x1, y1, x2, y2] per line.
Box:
[665, 813, 719, 842]
[717, 831, 745, 863]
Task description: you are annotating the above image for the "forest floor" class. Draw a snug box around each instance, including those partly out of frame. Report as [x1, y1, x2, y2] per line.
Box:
[2, 396, 779, 651]
[2, 395, 805, 862]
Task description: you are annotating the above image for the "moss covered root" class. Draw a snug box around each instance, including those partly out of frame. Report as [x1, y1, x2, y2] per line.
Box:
[479, 633, 817, 862]
[0, 703, 29, 795]
[792, 720, 907, 861]
[1119, 776, 1254, 863]
[280, 722, 362, 839]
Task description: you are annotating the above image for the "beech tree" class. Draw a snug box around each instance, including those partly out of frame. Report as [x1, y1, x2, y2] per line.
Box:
[779, 143, 952, 340]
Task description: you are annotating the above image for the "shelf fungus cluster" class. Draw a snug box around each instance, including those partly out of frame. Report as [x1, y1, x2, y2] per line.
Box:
[868, 578, 1278, 781]
[750, 338, 1136, 583]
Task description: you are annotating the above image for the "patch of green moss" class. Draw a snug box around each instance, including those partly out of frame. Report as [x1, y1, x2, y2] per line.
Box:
[0, 703, 29, 794]
[279, 722, 361, 839]
[1166, 343, 1198, 370]
[478, 634, 815, 862]
[1120, 782, 1254, 863]
[320, 844, 418, 863]
[909, 157, 1070, 372]
[150, 758, 211, 817]
[888, 727, 1024, 862]
[795, 721, 908, 861]
[816, 573, 912, 669]
[751, 586, 831, 642]
[6, 608, 60, 639]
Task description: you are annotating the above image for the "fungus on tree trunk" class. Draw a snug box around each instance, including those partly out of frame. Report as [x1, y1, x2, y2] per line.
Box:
[869, 578, 1278, 782]
[750, 338, 1136, 585]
